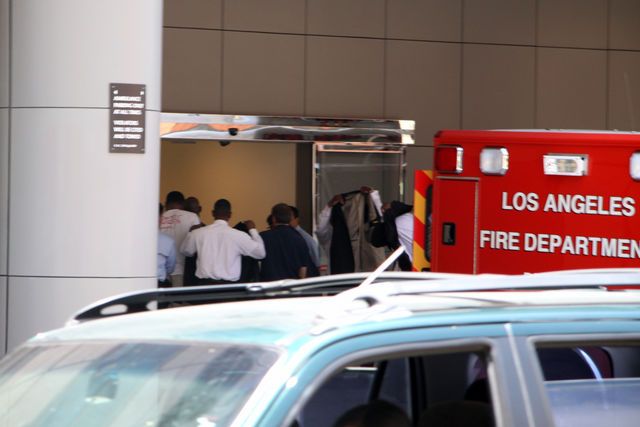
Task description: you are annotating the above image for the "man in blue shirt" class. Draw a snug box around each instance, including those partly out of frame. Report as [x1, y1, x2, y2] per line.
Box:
[289, 205, 320, 276]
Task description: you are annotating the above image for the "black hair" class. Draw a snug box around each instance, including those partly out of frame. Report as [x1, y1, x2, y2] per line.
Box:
[288, 205, 299, 219]
[165, 191, 185, 205]
[213, 198, 232, 216]
[185, 196, 201, 214]
[159, 203, 164, 215]
[271, 203, 292, 225]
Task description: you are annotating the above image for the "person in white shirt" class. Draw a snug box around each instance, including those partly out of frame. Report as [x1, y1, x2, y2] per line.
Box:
[157, 203, 177, 287]
[364, 187, 413, 264]
[160, 191, 201, 286]
[181, 198, 265, 284]
[376, 200, 414, 271]
[384, 203, 414, 262]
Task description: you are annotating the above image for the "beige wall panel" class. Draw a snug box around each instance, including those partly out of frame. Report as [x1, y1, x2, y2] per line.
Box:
[224, 0, 304, 33]
[0, 0, 7, 107]
[162, 28, 222, 113]
[386, 40, 460, 146]
[610, 0, 640, 50]
[536, 48, 607, 129]
[164, 0, 222, 29]
[537, 0, 607, 49]
[608, 51, 640, 131]
[160, 140, 296, 232]
[307, 0, 385, 38]
[0, 109, 6, 275]
[462, 45, 535, 129]
[306, 37, 384, 118]
[386, 0, 462, 42]
[463, 0, 535, 45]
[222, 32, 304, 115]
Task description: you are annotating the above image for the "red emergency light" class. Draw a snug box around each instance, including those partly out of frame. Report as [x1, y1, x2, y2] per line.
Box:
[435, 145, 463, 174]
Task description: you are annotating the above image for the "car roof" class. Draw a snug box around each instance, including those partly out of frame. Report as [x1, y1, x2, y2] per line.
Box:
[67, 270, 467, 322]
[33, 270, 640, 351]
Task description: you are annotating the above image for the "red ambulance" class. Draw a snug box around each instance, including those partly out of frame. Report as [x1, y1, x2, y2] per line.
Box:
[425, 129, 640, 274]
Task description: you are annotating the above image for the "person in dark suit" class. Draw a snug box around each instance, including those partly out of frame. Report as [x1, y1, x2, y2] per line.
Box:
[259, 204, 312, 281]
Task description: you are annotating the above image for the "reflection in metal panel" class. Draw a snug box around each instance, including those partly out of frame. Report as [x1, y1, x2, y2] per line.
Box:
[160, 113, 415, 145]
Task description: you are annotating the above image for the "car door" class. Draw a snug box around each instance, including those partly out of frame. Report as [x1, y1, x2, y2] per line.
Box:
[257, 324, 532, 427]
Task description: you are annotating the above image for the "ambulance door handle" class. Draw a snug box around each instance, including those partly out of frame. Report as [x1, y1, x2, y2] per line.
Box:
[442, 222, 456, 245]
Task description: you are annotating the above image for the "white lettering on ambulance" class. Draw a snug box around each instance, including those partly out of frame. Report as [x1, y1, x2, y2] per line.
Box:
[481, 190, 639, 261]
[501, 192, 539, 212]
[633, 240, 640, 259]
[575, 236, 589, 255]
[543, 194, 636, 217]
[561, 235, 575, 255]
[588, 237, 600, 256]
[480, 230, 520, 251]
[601, 239, 616, 257]
[623, 198, 636, 217]
[609, 197, 623, 216]
[485, 231, 640, 259]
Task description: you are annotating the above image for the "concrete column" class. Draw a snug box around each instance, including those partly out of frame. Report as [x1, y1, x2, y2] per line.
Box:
[1, 0, 10, 355]
[3, 0, 163, 351]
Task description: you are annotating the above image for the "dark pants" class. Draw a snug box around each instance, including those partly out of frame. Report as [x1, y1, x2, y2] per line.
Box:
[158, 279, 172, 288]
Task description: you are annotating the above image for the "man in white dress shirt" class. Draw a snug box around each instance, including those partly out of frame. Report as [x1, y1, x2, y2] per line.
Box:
[181, 199, 265, 284]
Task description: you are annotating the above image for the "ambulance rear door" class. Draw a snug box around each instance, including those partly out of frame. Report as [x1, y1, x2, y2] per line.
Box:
[431, 177, 479, 273]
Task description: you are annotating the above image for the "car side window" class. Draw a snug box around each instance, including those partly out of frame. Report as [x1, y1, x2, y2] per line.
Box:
[294, 349, 496, 427]
[296, 364, 377, 427]
[377, 358, 412, 417]
[535, 343, 640, 427]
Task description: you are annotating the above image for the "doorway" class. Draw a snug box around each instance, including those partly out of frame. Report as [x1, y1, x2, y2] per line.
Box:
[160, 113, 414, 237]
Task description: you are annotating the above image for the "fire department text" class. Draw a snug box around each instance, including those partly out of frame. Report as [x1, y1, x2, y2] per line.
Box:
[479, 230, 640, 259]
[501, 192, 636, 217]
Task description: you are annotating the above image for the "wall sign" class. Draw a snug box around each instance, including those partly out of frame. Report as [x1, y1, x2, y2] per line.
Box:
[110, 83, 146, 153]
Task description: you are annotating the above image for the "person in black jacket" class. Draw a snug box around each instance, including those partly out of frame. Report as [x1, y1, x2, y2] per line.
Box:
[259, 204, 313, 281]
[316, 187, 386, 274]
[370, 200, 414, 271]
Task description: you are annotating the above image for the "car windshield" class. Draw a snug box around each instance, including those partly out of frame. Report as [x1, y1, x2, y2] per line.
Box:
[0, 341, 281, 427]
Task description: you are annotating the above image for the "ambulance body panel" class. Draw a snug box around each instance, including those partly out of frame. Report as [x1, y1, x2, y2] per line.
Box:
[429, 130, 640, 274]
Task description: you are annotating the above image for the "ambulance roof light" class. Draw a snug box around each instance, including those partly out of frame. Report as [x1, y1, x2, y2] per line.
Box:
[631, 152, 640, 181]
[435, 145, 463, 174]
[543, 154, 588, 176]
[480, 147, 509, 175]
